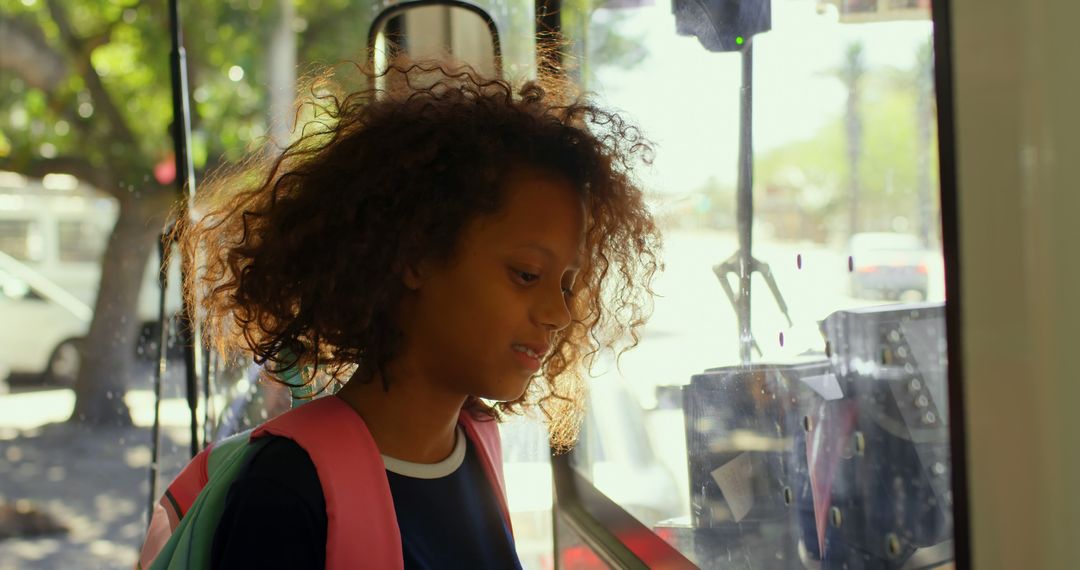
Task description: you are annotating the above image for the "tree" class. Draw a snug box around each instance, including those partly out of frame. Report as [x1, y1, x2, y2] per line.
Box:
[755, 52, 940, 243]
[559, 0, 650, 88]
[0, 0, 306, 424]
[1, 0, 176, 425]
[839, 41, 867, 238]
[913, 37, 935, 246]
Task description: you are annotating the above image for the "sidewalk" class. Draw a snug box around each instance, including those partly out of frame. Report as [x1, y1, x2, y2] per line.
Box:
[0, 389, 190, 570]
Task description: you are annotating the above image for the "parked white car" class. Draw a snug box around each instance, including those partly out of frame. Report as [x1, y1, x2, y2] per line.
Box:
[0, 252, 90, 385]
[0, 171, 180, 385]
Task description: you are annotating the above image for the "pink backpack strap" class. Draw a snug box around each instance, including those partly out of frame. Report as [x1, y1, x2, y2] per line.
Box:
[165, 444, 212, 522]
[253, 396, 403, 570]
[459, 410, 513, 536]
[135, 444, 213, 569]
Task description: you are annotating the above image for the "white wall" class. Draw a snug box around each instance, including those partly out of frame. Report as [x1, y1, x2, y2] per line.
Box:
[952, 0, 1080, 567]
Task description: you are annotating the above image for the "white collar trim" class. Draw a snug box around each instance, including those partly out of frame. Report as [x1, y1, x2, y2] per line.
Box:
[381, 427, 466, 479]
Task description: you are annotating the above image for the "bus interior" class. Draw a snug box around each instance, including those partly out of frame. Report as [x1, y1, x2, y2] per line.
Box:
[0, 0, 1077, 568]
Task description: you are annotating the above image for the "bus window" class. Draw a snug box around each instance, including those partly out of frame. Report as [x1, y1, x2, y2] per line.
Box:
[554, 0, 954, 567]
[0, 1, 544, 567]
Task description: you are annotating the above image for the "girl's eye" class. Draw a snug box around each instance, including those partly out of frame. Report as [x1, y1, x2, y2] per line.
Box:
[513, 269, 574, 298]
[514, 270, 540, 284]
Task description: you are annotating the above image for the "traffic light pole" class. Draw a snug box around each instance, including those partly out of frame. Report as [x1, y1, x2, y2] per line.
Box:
[711, 39, 793, 365]
[735, 41, 754, 365]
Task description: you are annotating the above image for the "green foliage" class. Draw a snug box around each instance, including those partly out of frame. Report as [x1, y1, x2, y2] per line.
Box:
[754, 59, 940, 242]
[559, 0, 649, 87]
[0, 0, 386, 183]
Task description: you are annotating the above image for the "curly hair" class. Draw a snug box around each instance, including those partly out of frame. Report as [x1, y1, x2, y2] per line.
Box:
[179, 61, 661, 448]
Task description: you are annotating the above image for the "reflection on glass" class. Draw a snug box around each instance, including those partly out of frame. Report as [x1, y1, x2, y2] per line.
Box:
[669, 305, 951, 568]
[565, 0, 953, 567]
[0, 0, 541, 567]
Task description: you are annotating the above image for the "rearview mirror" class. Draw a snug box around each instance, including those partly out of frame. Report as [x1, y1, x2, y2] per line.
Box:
[371, 4, 501, 79]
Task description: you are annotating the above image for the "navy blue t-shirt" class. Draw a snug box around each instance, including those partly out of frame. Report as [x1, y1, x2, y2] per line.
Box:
[211, 429, 521, 569]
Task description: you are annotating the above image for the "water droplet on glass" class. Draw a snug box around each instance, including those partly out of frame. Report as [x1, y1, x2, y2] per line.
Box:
[889, 330, 901, 342]
[803, 415, 813, 433]
[106, 391, 114, 400]
[830, 506, 843, 528]
[783, 487, 793, 505]
[924, 411, 937, 424]
[848, 256, 854, 272]
[796, 254, 803, 270]
[933, 462, 946, 476]
[779, 331, 785, 347]
[825, 341, 832, 358]
[915, 395, 929, 408]
[886, 533, 902, 557]
[897, 346, 908, 358]
[854, 431, 866, 456]
[909, 379, 922, 392]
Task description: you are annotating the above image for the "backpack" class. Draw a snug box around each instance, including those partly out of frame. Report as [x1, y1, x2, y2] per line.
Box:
[137, 429, 268, 569]
[136, 395, 510, 570]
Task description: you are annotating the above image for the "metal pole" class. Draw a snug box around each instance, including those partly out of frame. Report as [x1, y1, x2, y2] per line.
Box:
[202, 346, 213, 445]
[147, 235, 168, 524]
[736, 42, 755, 365]
[166, 0, 202, 459]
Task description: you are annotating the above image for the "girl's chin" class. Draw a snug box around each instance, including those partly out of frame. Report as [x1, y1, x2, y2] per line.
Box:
[477, 376, 532, 403]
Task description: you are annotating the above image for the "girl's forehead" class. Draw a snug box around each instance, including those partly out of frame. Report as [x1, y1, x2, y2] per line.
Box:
[470, 168, 586, 257]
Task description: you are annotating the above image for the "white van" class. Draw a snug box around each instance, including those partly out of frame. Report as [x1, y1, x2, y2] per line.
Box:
[0, 171, 177, 385]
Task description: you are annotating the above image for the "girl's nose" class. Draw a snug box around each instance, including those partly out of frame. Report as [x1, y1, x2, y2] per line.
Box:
[536, 288, 572, 332]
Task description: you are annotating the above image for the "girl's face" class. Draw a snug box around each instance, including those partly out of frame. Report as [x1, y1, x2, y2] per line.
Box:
[396, 165, 585, 402]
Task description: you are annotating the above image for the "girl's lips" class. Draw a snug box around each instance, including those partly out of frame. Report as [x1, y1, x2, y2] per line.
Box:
[511, 346, 542, 371]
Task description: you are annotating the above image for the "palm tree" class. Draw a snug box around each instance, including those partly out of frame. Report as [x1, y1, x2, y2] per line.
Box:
[914, 37, 935, 247]
[840, 41, 867, 238]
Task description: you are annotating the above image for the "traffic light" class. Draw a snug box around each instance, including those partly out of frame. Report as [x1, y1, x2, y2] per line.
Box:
[672, 0, 771, 52]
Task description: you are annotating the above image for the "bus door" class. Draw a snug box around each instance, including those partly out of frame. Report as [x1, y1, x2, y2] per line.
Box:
[545, 0, 961, 569]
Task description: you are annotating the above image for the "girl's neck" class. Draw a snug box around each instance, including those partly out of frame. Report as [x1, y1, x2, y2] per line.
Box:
[335, 370, 467, 465]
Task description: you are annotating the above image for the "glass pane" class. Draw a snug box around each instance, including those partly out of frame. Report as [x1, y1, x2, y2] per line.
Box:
[0, 0, 183, 567]
[183, 2, 549, 568]
[0, 1, 543, 567]
[563, 0, 954, 567]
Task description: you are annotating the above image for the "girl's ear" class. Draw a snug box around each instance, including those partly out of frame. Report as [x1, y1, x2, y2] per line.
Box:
[401, 261, 428, 291]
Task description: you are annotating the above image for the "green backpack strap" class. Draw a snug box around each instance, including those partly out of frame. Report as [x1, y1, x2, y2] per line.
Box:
[149, 429, 270, 570]
[265, 348, 321, 409]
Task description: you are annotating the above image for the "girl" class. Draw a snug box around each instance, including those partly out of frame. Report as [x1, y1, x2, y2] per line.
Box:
[166, 61, 660, 569]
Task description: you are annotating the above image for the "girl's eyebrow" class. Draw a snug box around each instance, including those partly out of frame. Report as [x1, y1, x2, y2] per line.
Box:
[514, 242, 582, 271]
